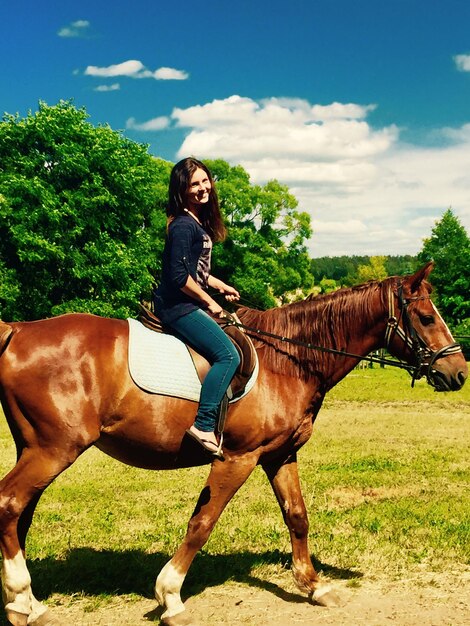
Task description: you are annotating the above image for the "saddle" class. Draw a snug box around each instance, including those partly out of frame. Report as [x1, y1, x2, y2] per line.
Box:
[138, 305, 257, 403]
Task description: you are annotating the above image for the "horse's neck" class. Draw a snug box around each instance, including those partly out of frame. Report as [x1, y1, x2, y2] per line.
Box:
[310, 284, 386, 387]
[239, 283, 387, 388]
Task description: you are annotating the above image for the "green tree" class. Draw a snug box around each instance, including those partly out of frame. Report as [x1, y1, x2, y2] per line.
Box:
[385, 255, 419, 277]
[319, 277, 338, 294]
[417, 208, 470, 323]
[311, 255, 419, 287]
[0, 103, 313, 320]
[357, 256, 388, 282]
[311, 255, 369, 286]
[206, 159, 314, 308]
[0, 101, 166, 320]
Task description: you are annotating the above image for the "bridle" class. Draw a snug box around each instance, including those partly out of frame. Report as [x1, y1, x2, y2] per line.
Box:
[222, 279, 462, 387]
[384, 282, 462, 387]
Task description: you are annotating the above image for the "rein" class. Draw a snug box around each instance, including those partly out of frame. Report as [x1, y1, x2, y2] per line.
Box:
[225, 314, 415, 372]
[222, 281, 462, 386]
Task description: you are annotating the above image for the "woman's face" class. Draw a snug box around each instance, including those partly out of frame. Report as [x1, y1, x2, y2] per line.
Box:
[186, 167, 212, 209]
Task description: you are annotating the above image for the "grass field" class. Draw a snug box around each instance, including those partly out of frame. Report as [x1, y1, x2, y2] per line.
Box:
[0, 366, 468, 615]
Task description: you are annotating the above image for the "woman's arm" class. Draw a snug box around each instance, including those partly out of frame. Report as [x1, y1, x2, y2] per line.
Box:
[181, 275, 223, 316]
[207, 275, 240, 302]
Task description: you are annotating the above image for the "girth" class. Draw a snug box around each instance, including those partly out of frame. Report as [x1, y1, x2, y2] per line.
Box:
[138, 305, 257, 401]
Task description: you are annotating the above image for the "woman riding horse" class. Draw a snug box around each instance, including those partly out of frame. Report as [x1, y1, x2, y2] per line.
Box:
[0, 263, 466, 626]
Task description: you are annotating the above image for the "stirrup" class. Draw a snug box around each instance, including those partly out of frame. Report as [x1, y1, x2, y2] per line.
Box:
[216, 432, 224, 457]
[216, 390, 230, 433]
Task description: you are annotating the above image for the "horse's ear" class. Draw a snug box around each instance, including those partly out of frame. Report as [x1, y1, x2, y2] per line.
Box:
[406, 261, 434, 294]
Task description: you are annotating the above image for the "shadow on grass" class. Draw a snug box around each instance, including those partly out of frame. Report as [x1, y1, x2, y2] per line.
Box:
[28, 547, 362, 602]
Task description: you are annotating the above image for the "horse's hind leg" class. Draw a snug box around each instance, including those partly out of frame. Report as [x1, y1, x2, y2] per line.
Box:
[0, 447, 76, 626]
[263, 454, 340, 607]
[16, 492, 59, 626]
[155, 454, 258, 626]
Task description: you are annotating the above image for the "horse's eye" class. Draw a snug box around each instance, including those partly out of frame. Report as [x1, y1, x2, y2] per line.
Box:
[420, 314, 435, 326]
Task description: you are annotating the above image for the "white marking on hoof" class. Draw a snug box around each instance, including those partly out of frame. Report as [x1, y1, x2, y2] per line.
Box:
[311, 584, 341, 607]
[161, 611, 194, 626]
[155, 561, 186, 621]
[1, 552, 32, 617]
[28, 595, 50, 624]
[28, 608, 61, 626]
[6, 609, 28, 626]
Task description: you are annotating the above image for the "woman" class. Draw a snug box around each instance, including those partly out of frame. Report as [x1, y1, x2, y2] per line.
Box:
[153, 157, 240, 460]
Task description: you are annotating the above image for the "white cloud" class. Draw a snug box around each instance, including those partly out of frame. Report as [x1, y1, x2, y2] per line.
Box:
[58, 20, 90, 38]
[137, 94, 470, 256]
[314, 219, 368, 234]
[94, 83, 120, 92]
[154, 67, 189, 80]
[173, 95, 258, 127]
[84, 60, 188, 81]
[299, 137, 470, 256]
[439, 123, 470, 142]
[126, 116, 170, 131]
[173, 96, 397, 162]
[454, 54, 470, 71]
[310, 102, 376, 121]
[172, 96, 398, 173]
[85, 60, 145, 78]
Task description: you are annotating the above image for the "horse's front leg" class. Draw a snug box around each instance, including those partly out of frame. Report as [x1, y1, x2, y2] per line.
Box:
[262, 454, 340, 607]
[155, 453, 259, 626]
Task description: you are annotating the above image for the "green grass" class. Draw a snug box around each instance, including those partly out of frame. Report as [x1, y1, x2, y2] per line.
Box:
[0, 366, 468, 609]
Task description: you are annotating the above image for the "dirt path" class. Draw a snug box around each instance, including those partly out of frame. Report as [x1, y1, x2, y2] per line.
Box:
[50, 570, 469, 626]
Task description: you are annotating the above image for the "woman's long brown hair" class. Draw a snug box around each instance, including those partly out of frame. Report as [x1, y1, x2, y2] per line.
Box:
[167, 157, 227, 242]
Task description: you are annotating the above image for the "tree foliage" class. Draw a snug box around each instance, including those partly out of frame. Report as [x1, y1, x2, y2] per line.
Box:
[5, 103, 468, 331]
[0, 101, 165, 320]
[357, 256, 388, 282]
[417, 208, 470, 324]
[206, 159, 314, 308]
[0, 103, 314, 320]
[311, 254, 419, 288]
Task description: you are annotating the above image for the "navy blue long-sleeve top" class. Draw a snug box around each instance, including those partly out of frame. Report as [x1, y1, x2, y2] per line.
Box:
[153, 214, 212, 324]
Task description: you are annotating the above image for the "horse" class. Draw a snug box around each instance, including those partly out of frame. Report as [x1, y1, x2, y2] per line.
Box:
[0, 262, 466, 626]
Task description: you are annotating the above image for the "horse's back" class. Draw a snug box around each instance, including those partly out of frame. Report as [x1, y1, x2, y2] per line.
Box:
[1, 313, 126, 376]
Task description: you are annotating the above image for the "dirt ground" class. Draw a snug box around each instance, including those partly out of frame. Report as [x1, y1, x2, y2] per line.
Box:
[49, 570, 469, 626]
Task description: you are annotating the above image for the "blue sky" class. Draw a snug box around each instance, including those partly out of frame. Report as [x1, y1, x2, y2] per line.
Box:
[3, 0, 470, 257]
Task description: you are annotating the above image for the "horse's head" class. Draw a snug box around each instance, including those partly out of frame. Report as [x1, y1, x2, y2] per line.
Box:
[386, 262, 467, 391]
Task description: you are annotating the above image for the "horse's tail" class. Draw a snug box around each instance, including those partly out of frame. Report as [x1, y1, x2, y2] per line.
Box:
[0, 321, 14, 357]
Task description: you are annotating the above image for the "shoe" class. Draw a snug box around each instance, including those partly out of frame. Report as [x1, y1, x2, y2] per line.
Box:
[185, 428, 225, 461]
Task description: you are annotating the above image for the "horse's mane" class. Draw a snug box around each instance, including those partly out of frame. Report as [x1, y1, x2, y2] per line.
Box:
[237, 278, 392, 381]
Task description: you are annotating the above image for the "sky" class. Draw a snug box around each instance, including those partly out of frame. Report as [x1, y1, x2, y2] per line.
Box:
[3, 0, 470, 258]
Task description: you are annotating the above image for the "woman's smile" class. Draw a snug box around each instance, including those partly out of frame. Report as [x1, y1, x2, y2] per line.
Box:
[187, 167, 212, 209]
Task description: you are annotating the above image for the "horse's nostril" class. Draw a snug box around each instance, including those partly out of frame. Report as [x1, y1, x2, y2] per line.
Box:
[458, 371, 467, 387]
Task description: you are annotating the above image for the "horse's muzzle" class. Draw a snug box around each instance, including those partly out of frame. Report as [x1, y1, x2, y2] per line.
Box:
[427, 363, 468, 392]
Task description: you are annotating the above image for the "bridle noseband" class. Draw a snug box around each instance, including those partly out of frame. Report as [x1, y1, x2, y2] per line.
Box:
[385, 282, 462, 387]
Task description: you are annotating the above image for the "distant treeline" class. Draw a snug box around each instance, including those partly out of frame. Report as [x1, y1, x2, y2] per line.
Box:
[310, 255, 420, 287]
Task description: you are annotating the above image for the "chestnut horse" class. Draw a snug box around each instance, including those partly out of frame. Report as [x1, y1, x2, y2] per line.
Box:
[0, 263, 466, 626]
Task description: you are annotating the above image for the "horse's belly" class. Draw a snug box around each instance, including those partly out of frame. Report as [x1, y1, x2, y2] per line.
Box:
[94, 432, 187, 470]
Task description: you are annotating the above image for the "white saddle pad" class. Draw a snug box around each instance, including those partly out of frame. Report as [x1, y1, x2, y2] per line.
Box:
[127, 318, 258, 403]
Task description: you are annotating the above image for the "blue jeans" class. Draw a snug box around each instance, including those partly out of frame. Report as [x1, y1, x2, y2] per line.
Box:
[169, 308, 240, 432]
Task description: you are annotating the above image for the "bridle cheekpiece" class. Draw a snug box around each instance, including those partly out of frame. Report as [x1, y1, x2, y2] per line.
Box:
[385, 282, 462, 388]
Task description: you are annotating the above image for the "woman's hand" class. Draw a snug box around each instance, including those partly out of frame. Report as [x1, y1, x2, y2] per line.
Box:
[221, 284, 240, 302]
[208, 276, 240, 302]
[206, 299, 224, 317]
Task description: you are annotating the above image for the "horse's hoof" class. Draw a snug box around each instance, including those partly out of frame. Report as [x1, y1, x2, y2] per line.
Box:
[5, 610, 28, 626]
[310, 585, 342, 607]
[29, 609, 62, 626]
[161, 610, 195, 626]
